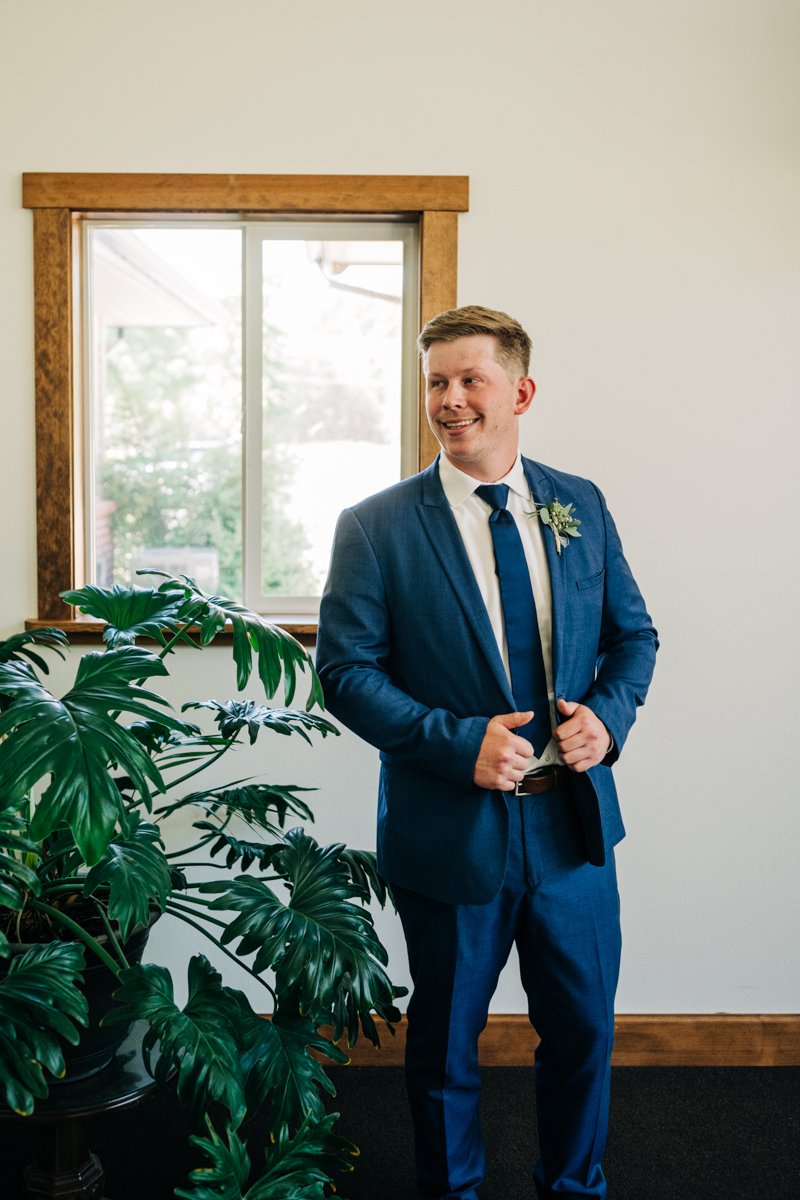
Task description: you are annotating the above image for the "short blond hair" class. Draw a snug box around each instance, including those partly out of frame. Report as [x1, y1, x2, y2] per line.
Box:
[417, 305, 532, 378]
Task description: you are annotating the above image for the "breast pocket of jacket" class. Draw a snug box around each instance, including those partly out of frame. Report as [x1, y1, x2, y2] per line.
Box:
[571, 569, 605, 641]
[575, 568, 605, 593]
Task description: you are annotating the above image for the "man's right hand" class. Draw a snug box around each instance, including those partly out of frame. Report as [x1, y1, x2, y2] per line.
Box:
[473, 712, 534, 791]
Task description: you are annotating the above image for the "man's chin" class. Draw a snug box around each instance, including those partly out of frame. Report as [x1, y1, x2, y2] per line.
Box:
[438, 433, 479, 460]
[440, 445, 475, 466]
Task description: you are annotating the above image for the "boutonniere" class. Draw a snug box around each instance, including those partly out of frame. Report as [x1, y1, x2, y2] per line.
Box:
[529, 498, 581, 555]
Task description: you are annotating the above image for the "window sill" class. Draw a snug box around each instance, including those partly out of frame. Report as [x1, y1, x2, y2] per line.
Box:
[25, 617, 318, 648]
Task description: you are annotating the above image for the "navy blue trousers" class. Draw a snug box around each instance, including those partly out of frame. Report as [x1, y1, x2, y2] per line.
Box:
[393, 782, 621, 1200]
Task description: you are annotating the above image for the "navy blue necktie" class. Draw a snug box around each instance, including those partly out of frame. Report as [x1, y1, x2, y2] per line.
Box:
[475, 484, 551, 757]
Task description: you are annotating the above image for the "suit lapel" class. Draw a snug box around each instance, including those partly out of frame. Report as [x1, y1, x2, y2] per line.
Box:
[523, 458, 566, 697]
[416, 462, 515, 705]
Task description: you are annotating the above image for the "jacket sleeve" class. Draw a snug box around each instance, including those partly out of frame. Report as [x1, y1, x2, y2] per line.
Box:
[580, 483, 659, 764]
[316, 507, 488, 790]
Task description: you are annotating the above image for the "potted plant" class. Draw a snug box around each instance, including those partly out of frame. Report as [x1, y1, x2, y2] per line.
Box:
[0, 574, 404, 1197]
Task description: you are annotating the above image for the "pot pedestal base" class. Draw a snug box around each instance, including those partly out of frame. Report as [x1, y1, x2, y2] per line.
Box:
[25, 1131, 104, 1199]
[2, 1022, 160, 1200]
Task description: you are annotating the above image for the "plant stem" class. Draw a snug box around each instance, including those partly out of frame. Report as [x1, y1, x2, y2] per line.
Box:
[164, 904, 277, 1001]
[40, 879, 86, 897]
[155, 624, 194, 659]
[92, 902, 130, 971]
[159, 739, 235, 792]
[28, 900, 120, 974]
[166, 860, 218, 869]
[167, 895, 226, 918]
[164, 837, 218, 859]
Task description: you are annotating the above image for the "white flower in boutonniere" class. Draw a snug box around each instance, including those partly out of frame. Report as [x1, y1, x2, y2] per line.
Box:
[530, 499, 581, 555]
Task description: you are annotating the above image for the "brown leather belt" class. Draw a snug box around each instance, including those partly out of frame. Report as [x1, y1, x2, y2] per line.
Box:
[514, 766, 567, 796]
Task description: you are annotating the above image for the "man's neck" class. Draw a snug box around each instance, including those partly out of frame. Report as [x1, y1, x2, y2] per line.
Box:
[442, 450, 521, 484]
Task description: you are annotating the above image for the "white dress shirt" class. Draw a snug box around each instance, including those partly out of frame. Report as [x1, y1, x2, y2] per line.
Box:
[438, 453, 560, 770]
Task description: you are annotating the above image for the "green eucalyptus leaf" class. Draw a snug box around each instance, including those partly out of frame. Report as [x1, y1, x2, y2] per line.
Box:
[0, 941, 87, 1114]
[82, 817, 171, 940]
[106, 955, 246, 1126]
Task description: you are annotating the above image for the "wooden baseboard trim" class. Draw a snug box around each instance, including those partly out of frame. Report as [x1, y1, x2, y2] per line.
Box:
[335, 1014, 800, 1068]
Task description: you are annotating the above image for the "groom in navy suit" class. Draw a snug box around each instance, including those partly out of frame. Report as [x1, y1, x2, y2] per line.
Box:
[317, 306, 657, 1199]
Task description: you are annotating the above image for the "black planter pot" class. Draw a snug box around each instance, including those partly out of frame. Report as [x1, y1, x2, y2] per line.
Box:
[57, 920, 153, 1083]
[2, 917, 155, 1085]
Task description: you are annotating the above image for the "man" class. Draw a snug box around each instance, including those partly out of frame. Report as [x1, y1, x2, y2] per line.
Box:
[316, 306, 657, 1199]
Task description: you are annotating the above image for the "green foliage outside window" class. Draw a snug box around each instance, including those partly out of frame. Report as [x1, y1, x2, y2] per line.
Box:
[100, 321, 316, 598]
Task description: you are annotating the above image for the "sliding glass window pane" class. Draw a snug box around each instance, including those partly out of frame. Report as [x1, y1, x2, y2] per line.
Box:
[87, 226, 242, 596]
[258, 231, 407, 603]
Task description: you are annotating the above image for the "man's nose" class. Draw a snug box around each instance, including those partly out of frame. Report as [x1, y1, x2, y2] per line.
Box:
[442, 381, 466, 407]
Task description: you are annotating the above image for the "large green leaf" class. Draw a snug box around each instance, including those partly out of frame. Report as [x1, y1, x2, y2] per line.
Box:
[82, 817, 171, 940]
[0, 810, 41, 909]
[128, 721, 222, 781]
[0, 627, 68, 673]
[194, 827, 285, 872]
[339, 847, 392, 908]
[68, 573, 327, 710]
[163, 780, 317, 869]
[202, 828, 403, 1045]
[0, 647, 196, 864]
[175, 1124, 251, 1200]
[62, 583, 193, 649]
[128, 719, 203, 755]
[105, 955, 246, 1125]
[161, 782, 315, 832]
[0, 941, 87, 1114]
[144, 573, 324, 709]
[175, 1116, 356, 1200]
[183, 700, 338, 746]
[248, 1115, 356, 1200]
[235, 1004, 348, 1127]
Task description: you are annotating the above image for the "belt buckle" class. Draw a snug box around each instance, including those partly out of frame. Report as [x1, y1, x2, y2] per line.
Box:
[516, 767, 558, 796]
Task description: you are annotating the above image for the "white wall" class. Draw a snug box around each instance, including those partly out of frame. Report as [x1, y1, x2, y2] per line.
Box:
[0, 0, 797, 1014]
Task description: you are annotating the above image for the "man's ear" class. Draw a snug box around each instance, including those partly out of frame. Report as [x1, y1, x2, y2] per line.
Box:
[515, 377, 536, 415]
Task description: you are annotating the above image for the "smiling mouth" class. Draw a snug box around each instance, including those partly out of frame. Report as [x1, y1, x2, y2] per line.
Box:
[441, 417, 479, 430]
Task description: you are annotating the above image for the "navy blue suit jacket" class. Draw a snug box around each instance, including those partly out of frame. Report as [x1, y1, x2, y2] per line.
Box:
[316, 456, 658, 905]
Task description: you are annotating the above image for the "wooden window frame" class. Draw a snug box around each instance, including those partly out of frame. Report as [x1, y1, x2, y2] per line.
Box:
[23, 173, 468, 638]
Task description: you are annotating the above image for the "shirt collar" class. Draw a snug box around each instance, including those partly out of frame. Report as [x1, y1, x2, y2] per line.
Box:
[438, 452, 530, 508]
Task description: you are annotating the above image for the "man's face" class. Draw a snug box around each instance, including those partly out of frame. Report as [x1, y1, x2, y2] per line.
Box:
[424, 334, 535, 482]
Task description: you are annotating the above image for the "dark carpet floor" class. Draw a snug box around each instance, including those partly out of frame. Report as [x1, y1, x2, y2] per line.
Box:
[2, 1066, 798, 1199]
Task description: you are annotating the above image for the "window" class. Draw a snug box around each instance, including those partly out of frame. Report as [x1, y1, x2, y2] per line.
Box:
[24, 174, 468, 632]
[85, 219, 417, 615]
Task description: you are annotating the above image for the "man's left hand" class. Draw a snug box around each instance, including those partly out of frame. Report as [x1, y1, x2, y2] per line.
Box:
[554, 699, 612, 772]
